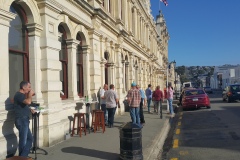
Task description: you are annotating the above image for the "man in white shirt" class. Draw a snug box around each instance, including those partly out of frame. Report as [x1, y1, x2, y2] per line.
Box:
[100, 84, 108, 125]
[104, 84, 119, 128]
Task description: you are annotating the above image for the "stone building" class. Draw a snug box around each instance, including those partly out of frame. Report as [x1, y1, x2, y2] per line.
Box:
[0, 0, 169, 157]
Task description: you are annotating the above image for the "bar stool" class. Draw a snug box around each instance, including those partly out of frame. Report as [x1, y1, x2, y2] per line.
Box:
[71, 113, 86, 137]
[93, 110, 105, 133]
[91, 109, 99, 129]
[5, 156, 32, 160]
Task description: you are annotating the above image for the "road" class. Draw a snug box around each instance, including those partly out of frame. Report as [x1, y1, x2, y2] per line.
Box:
[160, 91, 240, 160]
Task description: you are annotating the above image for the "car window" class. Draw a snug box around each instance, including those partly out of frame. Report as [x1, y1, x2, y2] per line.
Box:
[231, 85, 240, 91]
[185, 90, 205, 96]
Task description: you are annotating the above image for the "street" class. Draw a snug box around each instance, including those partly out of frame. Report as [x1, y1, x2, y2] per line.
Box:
[161, 91, 240, 160]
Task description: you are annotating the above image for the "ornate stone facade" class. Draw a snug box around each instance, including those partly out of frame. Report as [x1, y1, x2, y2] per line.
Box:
[0, 0, 169, 158]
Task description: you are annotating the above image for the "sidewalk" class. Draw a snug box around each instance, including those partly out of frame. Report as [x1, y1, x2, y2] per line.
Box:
[29, 103, 176, 160]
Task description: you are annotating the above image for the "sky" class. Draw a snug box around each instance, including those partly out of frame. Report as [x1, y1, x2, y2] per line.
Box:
[150, 0, 240, 66]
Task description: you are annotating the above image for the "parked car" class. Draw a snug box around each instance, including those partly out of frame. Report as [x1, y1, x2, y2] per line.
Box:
[181, 88, 211, 110]
[222, 84, 240, 103]
[204, 86, 213, 94]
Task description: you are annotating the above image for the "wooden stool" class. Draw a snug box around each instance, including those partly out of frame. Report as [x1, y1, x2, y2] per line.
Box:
[91, 109, 100, 129]
[5, 156, 32, 160]
[93, 110, 105, 133]
[71, 113, 86, 137]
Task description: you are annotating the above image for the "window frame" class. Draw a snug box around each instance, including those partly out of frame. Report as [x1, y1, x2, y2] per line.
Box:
[9, 3, 29, 85]
[58, 25, 68, 99]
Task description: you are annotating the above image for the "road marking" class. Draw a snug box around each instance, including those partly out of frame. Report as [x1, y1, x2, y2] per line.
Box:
[176, 129, 181, 134]
[179, 116, 182, 120]
[178, 122, 181, 126]
[173, 139, 179, 148]
[180, 112, 183, 116]
[179, 150, 189, 156]
[171, 158, 178, 160]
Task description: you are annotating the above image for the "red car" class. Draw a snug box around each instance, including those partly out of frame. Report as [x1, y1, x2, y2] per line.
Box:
[181, 88, 211, 110]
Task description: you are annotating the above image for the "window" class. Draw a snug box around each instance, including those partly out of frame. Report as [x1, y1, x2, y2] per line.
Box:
[9, 3, 29, 98]
[58, 25, 68, 99]
[76, 34, 84, 97]
[104, 52, 109, 84]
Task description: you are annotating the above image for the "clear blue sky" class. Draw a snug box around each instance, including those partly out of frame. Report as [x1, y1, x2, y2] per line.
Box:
[150, 0, 240, 66]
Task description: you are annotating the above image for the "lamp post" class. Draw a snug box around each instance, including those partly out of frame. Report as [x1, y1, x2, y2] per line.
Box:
[166, 60, 176, 112]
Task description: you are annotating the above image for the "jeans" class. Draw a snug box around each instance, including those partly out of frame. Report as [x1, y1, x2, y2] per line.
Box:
[139, 98, 145, 123]
[130, 107, 140, 125]
[147, 98, 152, 112]
[15, 117, 33, 157]
[168, 98, 174, 114]
[107, 107, 116, 126]
[101, 104, 108, 124]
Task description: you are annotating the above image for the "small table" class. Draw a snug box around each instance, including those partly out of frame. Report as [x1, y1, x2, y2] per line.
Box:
[30, 103, 48, 160]
[80, 100, 98, 133]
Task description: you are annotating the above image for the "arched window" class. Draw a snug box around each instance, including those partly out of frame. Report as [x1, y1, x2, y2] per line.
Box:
[76, 34, 84, 97]
[104, 52, 109, 84]
[58, 25, 68, 99]
[9, 3, 29, 98]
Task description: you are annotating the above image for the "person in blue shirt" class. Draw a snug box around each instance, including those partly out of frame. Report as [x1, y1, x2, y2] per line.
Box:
[145, 84, 153, 113]
[14, 81, 35, 157]
[136, 85, 146, 124]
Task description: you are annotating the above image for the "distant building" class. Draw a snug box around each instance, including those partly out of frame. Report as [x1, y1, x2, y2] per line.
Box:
[211, 65, 240, 89]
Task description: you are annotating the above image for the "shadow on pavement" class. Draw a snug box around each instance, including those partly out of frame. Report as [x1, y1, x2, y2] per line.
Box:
[61, 147, 120, 159]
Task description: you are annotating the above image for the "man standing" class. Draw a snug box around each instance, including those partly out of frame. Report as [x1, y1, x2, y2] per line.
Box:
[14, 81, 35, 157]
[127, 82, 141, 125]
[145, 84, 153, 113]
[152, 86, 164, 118]
[104, 84, 118, 128]
[100, 84, 108, 125]
[136, 85, 146, 124]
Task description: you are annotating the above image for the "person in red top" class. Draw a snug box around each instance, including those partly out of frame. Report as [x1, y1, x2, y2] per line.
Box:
[152, 86, 164, 119]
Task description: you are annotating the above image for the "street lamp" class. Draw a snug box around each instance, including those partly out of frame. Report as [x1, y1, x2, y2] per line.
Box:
[166, 60, 176, 112]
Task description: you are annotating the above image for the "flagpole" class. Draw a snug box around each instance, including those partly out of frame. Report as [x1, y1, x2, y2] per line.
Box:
[159, 0, 161, 11]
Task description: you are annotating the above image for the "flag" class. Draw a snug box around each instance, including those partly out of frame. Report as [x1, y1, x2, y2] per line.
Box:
[160, 0, 168, 6]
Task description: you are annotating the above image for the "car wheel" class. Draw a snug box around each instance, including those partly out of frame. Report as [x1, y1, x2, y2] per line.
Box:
[206, 106, 211, 109]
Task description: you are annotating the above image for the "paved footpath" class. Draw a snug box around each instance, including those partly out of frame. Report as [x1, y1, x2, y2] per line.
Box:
[29, 103, 176, 160]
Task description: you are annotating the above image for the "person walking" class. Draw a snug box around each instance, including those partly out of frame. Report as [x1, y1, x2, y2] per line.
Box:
[104, 84, 118, 128]
[145, 84, 153, 113]
[152, 86, 164, 118]
[100, 84, 108, 125]
[14, 81, 35, 157]
[136, 85, 146, 125]
[127, 82, 141, 125]
[167, 84, 174, 117]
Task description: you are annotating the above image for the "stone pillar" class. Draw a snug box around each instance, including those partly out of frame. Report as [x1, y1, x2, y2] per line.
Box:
[82, 45, 91, 96]
[122, 60, 126, 92]
[115, 44, 123, 91]
[66, 39, 80, 100]
[128, 54, 134, 84]
[100, 58, 107, 86]
[122, 0, 128, 28]
[128, 0, 132, 34]
[0, 9, 15, 105]
[115, 0, 121, 20]
[27, 23, 44, 104]
[125, 62, 129, 91]
[104, 0, 109, 12]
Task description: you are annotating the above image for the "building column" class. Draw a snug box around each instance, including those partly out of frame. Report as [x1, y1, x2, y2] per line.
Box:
[66, 39, 80, 100]
[82, 45, 91, 96]
[125, 62, 129, 91]
[0, 9, 15, 106]
[27, 23, 44, 104]
[128, 0, 132, 34]
[122, 60, 126, 92]
[128, 54, 134, 85]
